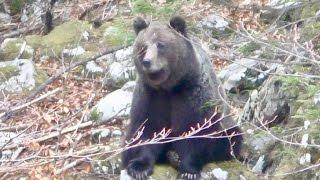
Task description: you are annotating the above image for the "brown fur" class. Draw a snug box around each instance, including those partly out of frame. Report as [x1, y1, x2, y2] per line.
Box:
[121, 16, 243, 180]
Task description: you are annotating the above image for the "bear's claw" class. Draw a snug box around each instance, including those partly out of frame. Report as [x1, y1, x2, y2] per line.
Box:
[177, 172, 200, 180]
[127, 159, 153, 180]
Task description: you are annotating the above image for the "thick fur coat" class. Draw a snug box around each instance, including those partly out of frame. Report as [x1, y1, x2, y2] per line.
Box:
[121, 16, 242, 180]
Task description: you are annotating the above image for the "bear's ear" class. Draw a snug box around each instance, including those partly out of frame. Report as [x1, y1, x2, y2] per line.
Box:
[133, 17, 148, 35]
[169, 16, 187, 36]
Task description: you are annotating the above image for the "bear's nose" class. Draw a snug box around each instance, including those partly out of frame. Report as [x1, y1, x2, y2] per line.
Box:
[142, 59, 152, 68]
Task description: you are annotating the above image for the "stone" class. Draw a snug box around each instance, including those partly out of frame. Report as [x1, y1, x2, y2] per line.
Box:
[260, 0, 302, 24]
[239, 175, 247, 180]
[100, 129, 111, 137]
[120, 170, 134, 180]
[266, 0, 300, 9]
[1, 38, 15, 50]
[62, 46, 85, 57]
[301, 134, 309, 148]
[249, 135, 276, 151]
[314, 92, 320, 107]
[121, 81, 136, 92]
[85, 61, 104, 74]
[82, 31, 90, 41]
[0, 99, 10, 112]
[200, 14, 229, 31]
[114, 46, 133, 62]
[96, 46, 133, 68]
[91, 128, 111, 143]
[304, 120, 311, 130]
[40, 55, 50, 62]
[0, 150, 12, 160]
[21, 9, 28, 22]
[252, 155, 265, 173]
[0, 12, 11, 23]
[299, 153, 311, 165]
[112, 130, 122, 137]
[0, 59, 37, 93]
[211, 168, 228, 180]
[239, 65, 293, 126]
[97, 53, 115, 63]
[0, 132, 21, 146]
[92, 81, 135, 123]
[240, 0, 252, 6]
[0, 38, 35, 60]
[218, 58, 270, 93]
[107, 62, 135, 88]
[109, 62, 126, 81]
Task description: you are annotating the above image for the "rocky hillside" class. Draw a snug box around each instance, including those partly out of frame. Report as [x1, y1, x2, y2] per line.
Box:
[0, 0, 319, 179]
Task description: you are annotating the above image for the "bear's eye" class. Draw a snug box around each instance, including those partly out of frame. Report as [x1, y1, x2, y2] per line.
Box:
[156, 42, 166, 49]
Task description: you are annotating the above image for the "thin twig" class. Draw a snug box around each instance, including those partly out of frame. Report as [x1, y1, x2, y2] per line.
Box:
[11, 147, 25, 161]
[0, 124, 30, 132]
[238, 24, 320, 64]
[54, 158, 86, 175]
[0, 26, 41, 40]
[0, 88, 62, 119]
[2, 121, 93, 150]
[16, 41, 26, 60]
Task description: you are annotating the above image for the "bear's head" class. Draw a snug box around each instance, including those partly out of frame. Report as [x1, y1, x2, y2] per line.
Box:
[132, 16, 199, 90]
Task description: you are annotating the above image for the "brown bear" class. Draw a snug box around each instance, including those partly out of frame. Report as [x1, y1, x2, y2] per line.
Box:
[121, 16, 243, 180]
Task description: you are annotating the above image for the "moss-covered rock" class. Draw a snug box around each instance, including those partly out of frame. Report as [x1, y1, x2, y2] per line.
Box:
[0, 65, 20, 82]
[34, 68, 48, 87]
[302, 22, 320, 41]
[274, 150, 315, 179]
[42, 20, 91, 56]
[240, 61, 320, 178]
[9, 0, 26, 15]
[76, 51, 95, 61]
[91, 139, 123, 176]
[239, 42, 261, 56]
[89, 107, 103, 122]
[301, 3, 320, 19]
[119, 160, 255, 180]
[25, 35, 43, 49]
[203, 161, 256, 179]
[132, 0, 155, 14]
[82, 61, 105, 79]
[131, 160, 256, 179]
[0, 38, 34, 61]
[102, 20, 135, 47]
[131, 0, 187, 18]
[0, 59, 47, 93]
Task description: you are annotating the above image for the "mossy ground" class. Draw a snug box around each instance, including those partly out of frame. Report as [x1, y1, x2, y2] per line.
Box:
[204, 161, 256, 179]
[41, 20, 91, 56]
[261, 67, 320, 177]
[1, 19, 133, 61]
[131, 0, 186, 17]
[9, 0, 27, 15]
[101, 19, 135, 47]
[302, 22, 320, 41]
[0, 38, 33, 60]
[1, 1, 193, 62]
[301, 3, 320, 19]
[239, 41, 261, 56]
[34, 68, 48, 87]
[25, 35, 42, 49]
[89, 107, 103, 122]
[0, 65, 20, 81]
[146, 160, 255, 179]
